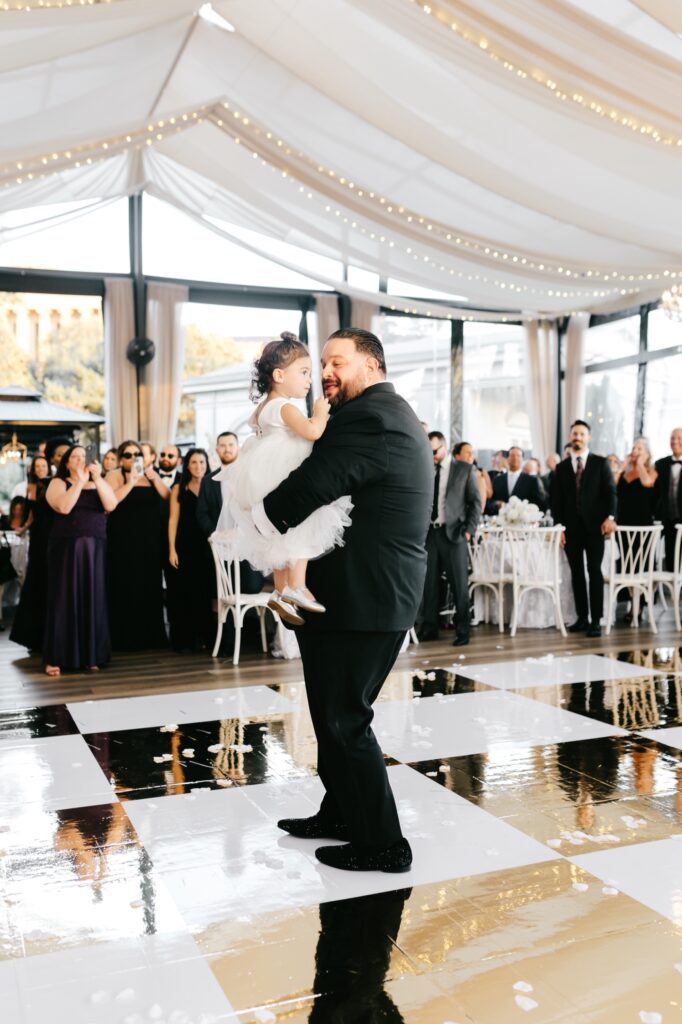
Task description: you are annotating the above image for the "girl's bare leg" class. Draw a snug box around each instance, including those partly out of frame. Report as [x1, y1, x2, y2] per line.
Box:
[288, 560, 311, 593]
[273, 568, 289, 593]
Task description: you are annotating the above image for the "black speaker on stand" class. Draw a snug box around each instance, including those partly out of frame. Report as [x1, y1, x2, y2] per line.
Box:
[126, 337, 155, 439]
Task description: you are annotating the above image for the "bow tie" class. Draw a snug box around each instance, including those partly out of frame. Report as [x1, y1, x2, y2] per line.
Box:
[159, 472, 174, 478]
[672, 459, 682, 465]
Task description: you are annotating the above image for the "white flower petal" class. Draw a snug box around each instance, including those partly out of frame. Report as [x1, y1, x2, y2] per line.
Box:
[513, 981, 534, 993]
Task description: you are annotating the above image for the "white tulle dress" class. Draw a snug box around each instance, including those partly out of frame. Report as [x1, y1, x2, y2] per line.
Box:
[212, 397, 352, 573]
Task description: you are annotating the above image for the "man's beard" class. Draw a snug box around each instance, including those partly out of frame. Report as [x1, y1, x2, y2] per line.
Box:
[326, 371, 368, 410]
[571, 440, 584, 451]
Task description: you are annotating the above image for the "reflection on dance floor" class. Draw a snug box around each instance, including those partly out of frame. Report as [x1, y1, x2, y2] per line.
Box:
[0, 648, 680, 1022]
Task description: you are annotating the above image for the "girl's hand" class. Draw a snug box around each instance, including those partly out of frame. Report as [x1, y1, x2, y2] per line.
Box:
[313, 396, 331, 422]
[169, 549, 179, 568]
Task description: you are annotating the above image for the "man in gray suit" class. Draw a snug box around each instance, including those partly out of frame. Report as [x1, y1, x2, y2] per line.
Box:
[417, 435, 482, 646]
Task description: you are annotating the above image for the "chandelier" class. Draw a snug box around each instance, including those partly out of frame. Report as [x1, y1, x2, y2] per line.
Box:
[0, 433, 27, 465]
[661, 284, 682, 322]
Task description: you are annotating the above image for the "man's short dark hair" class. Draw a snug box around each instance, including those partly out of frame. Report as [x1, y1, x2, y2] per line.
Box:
[217, 431, 238, 443]
[571, 419, 591, 433]
[328, 327, 387, 374]
[453, 441, 472, 456]
[509, 445, 524, 455]
[428, 431, 446, 444]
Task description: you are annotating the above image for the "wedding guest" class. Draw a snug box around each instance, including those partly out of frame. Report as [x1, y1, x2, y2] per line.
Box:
[9, 453, 54, 651]
[156, 444, 182, 489]
[167, 448, 214, 652]
[492, 446, 545, 509]
[42, 446, 117, 676]
[416, 434, 480, 646]
[45, 436, 71, 474]
[524, 457, 548, 509]
[102, 448, 118, 473]
[654, 426, 682, 572]
[542, 453, 560, 501]
[1, 497, 27, 531]
[606, 453, 623, 484]
[106, 440, 167, 650]
[617, 438, 657, 622]
[140, 441, 157, 469]
[196, 431, 239, 536]
[563, 443, 572, 459]
[551, 419, 617, 637]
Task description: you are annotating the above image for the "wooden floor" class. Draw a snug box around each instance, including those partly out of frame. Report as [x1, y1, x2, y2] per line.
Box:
[1, 613, 679, 709]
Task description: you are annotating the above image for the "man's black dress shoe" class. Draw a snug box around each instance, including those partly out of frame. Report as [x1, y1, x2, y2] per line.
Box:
[277, 814, 349, 841]
[452, 634, 469, 647]
[586, 623, 602, 638]
[315, 839, 413, 873]
[568, 618, 588, 633]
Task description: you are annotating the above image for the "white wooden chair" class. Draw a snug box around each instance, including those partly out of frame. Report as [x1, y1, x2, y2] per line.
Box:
[469, 526, 510, 633]
[506, 525, 566, 637]
[209, 537, 280, 665]
[603, 525, 662, 635]
[653, 523, 682, 632]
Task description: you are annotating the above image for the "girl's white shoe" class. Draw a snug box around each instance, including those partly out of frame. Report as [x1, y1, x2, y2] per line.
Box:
[267, 590, 304, 626]
[281, 586, 326, 614]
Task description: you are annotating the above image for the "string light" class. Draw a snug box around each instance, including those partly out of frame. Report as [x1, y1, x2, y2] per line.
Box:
[0, 0, 116, 9]
[408, 0, 682, 148]
[207, 102, 679, 292]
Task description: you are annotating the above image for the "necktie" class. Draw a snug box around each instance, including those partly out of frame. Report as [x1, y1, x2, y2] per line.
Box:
[432, 463, 441, 523]
[575, 456, 584, 503]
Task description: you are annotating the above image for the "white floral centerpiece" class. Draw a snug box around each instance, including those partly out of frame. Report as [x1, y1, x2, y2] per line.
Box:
[498, 495, 543, 527]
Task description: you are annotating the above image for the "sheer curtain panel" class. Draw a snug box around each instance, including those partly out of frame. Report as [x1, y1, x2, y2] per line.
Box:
[524, 319, 558, 466]
[144, 282, 188, 449]
[563, 313, 590, 442]
[103, 277, 137, 446]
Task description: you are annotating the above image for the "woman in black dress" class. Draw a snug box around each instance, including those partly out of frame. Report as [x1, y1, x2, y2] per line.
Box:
[617, 437, 658, 622]
[43, 446, 118, 676]
[10, 454, 52, 651]
[167, 447, 214, 652]
[106, 440, 169, 650]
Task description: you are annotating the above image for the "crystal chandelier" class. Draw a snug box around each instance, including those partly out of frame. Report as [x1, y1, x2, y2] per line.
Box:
[661, 284, 682, 322]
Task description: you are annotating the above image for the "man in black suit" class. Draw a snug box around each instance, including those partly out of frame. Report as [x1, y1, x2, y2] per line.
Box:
[654, 427, 682, 572]
[551, 419, 617, 637]
[256, 328, 432, 874]
[416, 435, 481, 646]
[492, 446, 545, 509]
[196, 432, 239, 536]
[542, 452, 560, 504]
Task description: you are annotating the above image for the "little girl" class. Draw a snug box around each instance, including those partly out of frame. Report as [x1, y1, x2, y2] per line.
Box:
[213, 332, 352, 624]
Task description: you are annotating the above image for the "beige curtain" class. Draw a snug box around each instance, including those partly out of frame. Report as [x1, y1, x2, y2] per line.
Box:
[311, 293, 340, 400]
[144, 282, 188, 449]
[524, 319, 558, 466]
[563, 312, 590, 444]
[103, 277, 137, 447]
[350, 298, 379, 333]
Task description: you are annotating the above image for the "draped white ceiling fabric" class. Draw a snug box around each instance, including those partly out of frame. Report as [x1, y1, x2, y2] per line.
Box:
[1, 0, 681, 317]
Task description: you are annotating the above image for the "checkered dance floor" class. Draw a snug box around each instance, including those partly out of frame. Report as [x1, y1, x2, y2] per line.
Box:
[0, 649, 680, 1022]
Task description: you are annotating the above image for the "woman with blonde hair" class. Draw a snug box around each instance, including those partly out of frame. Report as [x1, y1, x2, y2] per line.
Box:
[616, 437, 658, 623]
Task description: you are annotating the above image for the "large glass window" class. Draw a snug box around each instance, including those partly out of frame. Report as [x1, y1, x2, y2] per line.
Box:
[583, 315, 640, 365]
[380, 315, 451, 435]
[0, 199, 129, 274]
[463, 322, 530, 458]
[646, 307, 682, 352]
[143, 195, 338, 289]
[644, 353, 682, 458]
[180, 303, 302, 448]
[583, 365, 638, 457]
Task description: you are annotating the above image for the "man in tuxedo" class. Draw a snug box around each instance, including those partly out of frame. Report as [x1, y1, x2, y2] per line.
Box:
[196, 432, 239, 536]
[551, 419, 617, 637]
[416, 435, 481, 646]
[256, 328, 432, 874]
[654, 427, 682, 572]
[492, 446, 545, 509]
[156, 444, 182, 489]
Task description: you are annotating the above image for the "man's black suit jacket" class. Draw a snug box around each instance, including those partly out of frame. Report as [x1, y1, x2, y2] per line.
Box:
[551, 453, 617, 532]
[263, 381, 433, 633]
[654, 455, 682, 522]
[492, 471, 545, 509]
[196, 468, 223, 537]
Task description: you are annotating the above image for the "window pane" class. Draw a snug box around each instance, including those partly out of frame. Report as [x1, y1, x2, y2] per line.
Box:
[387, 278, 469, 302]
[180, 303, 302, 447]
[380, 315, 451, 435]
[583, 365, 637, 457]
[143, 195, 337, 289]
[583, 315, 640, 365]
[0, 199, 130, 274]
[646, 307, 682, 352]
[644, 353, 682, 457]
[463, 322, 531, 457]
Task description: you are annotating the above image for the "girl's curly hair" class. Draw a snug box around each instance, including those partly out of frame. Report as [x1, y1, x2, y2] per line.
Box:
[250, 331, 309, 402]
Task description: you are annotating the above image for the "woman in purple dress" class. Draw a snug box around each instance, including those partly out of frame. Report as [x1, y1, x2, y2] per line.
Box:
[43, 446, 118, 677]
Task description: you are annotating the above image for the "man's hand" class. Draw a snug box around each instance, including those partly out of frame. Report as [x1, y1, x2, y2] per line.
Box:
[601, 517, 616, 537]
[88, 460, 102, 481]
[559, 530, 566, 548]
[464, 531, 471, 542]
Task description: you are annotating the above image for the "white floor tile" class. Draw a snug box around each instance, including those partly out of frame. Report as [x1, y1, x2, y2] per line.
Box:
[458, 654, 665, 689]
[124, 768, 557, 924]
[67, 685, 299, 733]
[570, 837, 682, 924]
[637, 725, 682, 751]
[0, 735, 115, 814]
[373, 690, 627, 761]
[0, 932, 236, 1024]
